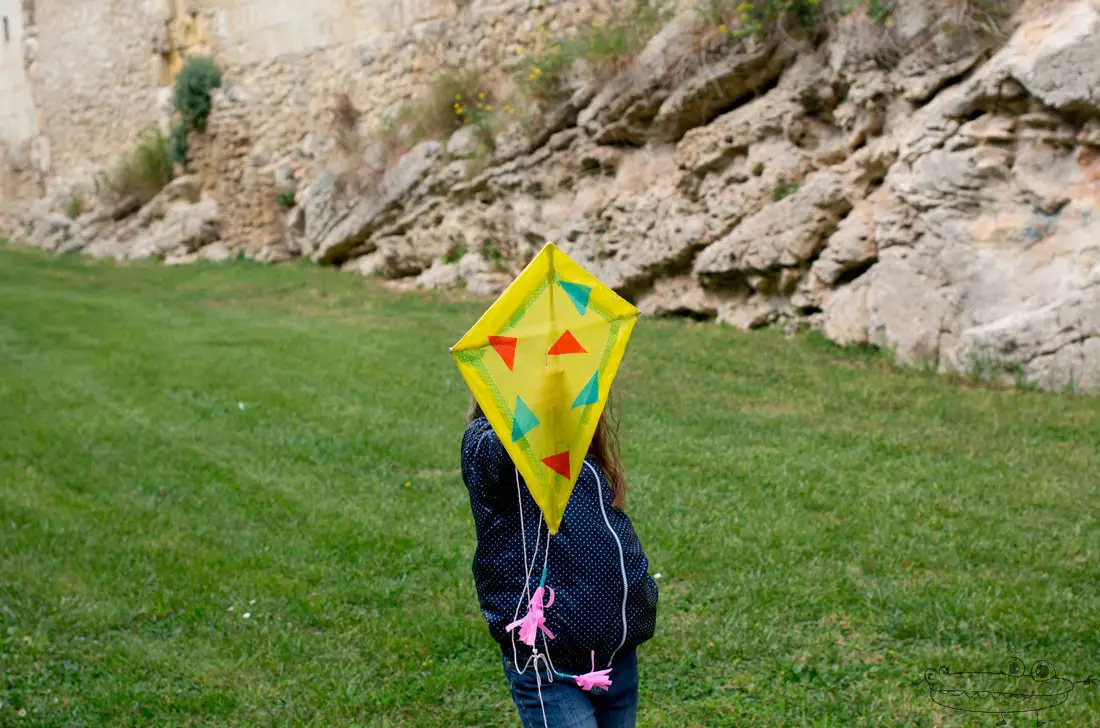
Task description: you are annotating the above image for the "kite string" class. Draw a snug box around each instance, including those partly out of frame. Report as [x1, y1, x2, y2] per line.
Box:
[510, 464, 629, 726]
[586, 460, 629, 668]
[511, 467, 542, 676]
[509, 466, 554, 728]
[529, 524, 555, 728]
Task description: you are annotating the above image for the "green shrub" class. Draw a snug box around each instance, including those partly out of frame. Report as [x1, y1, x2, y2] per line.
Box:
[772, 181, 800, 201]
[480, 239, 505, 271]
[276, 190, 297, 209]
[443, 244, 468, 264]
[366, 68, 505, 179]
[521, 0, 672, 105]
[168, 122, 190, 171]
[173, 56, 222, 132]
[64, 188, 86, 220]
[702, 0, 826, 37]
[411, 68, 501, 146]
[103, 128, 173, 204]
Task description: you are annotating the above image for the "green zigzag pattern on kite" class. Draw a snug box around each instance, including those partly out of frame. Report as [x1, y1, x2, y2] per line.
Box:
[501, 278, 550, 333]
[465, 354, 540, 474]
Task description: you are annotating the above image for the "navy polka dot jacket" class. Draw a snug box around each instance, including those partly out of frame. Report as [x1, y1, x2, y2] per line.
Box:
[461, 416, 659, 673]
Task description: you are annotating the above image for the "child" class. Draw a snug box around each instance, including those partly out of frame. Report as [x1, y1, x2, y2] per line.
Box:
[460, 397, 659, 728]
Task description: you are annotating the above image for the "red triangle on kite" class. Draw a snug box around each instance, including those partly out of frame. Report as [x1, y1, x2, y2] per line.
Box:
[542, 451, 571, 479]
[548, 330, 586, 356]
[489, 335, 517, 371]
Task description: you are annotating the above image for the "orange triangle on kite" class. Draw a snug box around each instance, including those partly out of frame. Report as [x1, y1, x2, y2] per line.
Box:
[542, 451, 571, 479]
[489, 335, 517, 371]
[548, 330, 586, 356]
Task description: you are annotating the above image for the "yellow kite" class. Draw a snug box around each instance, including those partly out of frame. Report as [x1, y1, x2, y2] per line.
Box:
[450, 242, 639, 533]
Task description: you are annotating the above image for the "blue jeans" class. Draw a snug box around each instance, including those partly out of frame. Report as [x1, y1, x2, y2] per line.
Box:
[503, 650, 639, 728]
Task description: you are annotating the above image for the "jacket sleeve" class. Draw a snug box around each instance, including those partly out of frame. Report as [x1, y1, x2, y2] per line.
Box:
[461, 418, 515, 502]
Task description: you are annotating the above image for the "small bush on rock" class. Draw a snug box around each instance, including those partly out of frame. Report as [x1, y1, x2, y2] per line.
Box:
[173, 56, 223, 132]
[168, 122, 190, 172]
[408, 68, 504, 148]
[103, 128, 173, 205]
[699, 0, 827, 39]
[64, 187, 86, 220]
[520, 0, 672, 105]
[276, 190, 296, 209]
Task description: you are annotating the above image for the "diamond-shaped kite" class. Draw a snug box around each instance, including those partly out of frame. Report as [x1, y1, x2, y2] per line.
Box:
[450, 242, 639, 533]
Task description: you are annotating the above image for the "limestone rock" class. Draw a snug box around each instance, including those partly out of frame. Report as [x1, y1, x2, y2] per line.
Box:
[342, 253, 382, 277]
[957, 288, 1100, 391]
[695, 171, 854, 286]
[650, 41, 796, 143]
[811, 188, 889, 286]
[578, 12, 698, 139]
[310, 141, 443, 263]
[466, 271, 512, 297]
[415, 261, 461, 289]
[718, 295, 780, 331]
[197, 242, 232, 262]
[675, 87, 804, 175]
[994, 1, 1100, 112]
[29, 213, 78, 253]
[128, 199, 220, 260]
[636, 276, 722, 319]
[370, 235, 439, 279]
[447, 126, 481, 158]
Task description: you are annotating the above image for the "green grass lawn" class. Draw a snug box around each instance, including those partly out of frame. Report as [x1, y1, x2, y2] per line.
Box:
[1, 244, 1098, 727]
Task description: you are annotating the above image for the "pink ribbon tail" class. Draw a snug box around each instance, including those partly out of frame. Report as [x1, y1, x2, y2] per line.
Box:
[505, 586, 556, 648]
[574, 651, 614, 692]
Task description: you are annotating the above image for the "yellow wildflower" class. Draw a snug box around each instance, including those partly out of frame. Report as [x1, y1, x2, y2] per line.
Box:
[486, 105, 493, 112]
[478, 92, 485, 99]
[455, 93, 461, 100]
[403, 481, 411, 488]
[719, 24, 727, 33]
[538, 24, 545, 32]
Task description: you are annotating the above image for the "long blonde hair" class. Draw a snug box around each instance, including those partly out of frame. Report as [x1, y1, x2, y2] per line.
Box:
[467, 393, 627, 507]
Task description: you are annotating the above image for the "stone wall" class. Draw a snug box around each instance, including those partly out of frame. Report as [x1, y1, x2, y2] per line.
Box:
[30, 0, 159, 186]
[188, 0, 631, 251]
[12, 0, 632, 243]
[0, 0, 37, 145]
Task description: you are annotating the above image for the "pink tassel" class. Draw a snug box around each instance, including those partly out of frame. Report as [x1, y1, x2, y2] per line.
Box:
[506, 586, 555, 647]
[574, 651, 613, 692]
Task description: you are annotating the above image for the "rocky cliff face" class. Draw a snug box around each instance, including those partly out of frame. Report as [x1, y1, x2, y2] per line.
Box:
[15, 0, 1100, 393]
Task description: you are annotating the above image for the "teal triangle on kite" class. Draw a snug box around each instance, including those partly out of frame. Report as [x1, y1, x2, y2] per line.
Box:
[512, 396, 540, 442]
[572, 371, 600, 409]
[559, 281, 592, 316]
